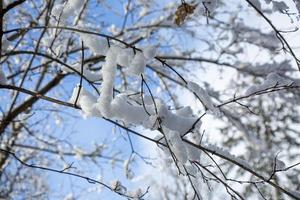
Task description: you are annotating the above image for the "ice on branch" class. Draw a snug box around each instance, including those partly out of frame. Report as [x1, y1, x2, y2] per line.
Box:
[69, 86, 101, 117]
[0, 68, 7, 84]
[187, 81, 219, 115]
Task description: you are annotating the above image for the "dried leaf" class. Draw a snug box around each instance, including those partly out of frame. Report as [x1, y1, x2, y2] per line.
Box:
[174, 3, 197, 26]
